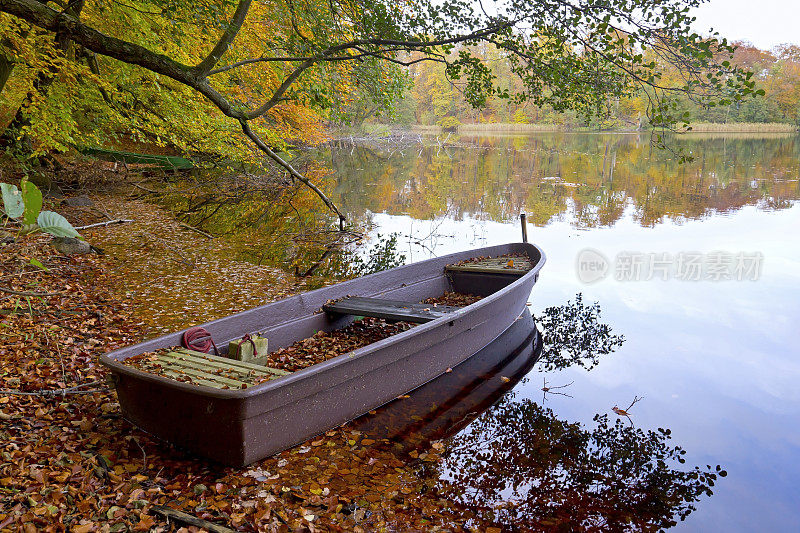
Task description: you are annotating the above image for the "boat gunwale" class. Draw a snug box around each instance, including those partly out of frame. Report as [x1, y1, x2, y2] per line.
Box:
[100, 242, 546, 400]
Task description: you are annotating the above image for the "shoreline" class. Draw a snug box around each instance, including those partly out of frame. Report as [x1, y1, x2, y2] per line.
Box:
[331, 122, 798, 137]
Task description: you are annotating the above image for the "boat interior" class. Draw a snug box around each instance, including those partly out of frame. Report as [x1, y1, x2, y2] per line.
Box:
[117, 253, 538, 390]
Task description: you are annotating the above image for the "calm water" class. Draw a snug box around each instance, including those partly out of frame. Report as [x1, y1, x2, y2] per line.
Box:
[316, 133, 800, 531]
[146, 132, 800, 530]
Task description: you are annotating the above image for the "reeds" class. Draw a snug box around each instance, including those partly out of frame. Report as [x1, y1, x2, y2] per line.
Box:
[683, 122, 797, 133]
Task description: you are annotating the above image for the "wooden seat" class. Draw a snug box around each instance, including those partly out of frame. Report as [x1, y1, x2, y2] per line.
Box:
[445, 256, 533, 276]
[323, 296, 460, 324]
[135, 348, 288, 389]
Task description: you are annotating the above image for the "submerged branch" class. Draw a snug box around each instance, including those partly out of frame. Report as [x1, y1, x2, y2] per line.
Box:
[239, 119, 346, 228]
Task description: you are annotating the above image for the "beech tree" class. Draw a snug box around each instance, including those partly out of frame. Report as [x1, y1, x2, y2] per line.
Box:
[0, 0, 760, 223]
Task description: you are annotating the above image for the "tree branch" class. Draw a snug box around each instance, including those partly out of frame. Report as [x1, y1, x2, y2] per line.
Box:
[239, 119, 346, 228]
[192, 0, 253, 76]
[0, 286, 57, 296]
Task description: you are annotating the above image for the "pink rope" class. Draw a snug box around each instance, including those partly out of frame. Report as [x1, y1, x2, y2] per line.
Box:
[182, 326, 219, 355]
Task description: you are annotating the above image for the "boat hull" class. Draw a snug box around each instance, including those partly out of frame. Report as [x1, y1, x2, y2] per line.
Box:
[352, 308, 542, 448]
[102, 242, 545, 466]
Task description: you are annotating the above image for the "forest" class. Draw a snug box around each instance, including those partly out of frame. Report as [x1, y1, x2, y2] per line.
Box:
[0, 0, 776, 202]
[337, 42, 800, 130]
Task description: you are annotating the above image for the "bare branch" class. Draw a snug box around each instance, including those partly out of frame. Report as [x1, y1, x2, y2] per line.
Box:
[238, 119, 346, 227]
[0, 286, 57, 297]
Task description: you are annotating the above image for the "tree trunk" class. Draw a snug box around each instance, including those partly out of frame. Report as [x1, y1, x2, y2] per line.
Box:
[0, 0, 85, 150]
[0, 54, 14, 95]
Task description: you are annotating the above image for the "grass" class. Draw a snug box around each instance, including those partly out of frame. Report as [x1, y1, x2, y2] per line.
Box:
[683, 122, 797, 133]
[373, 121, 799, 136]
[410, 125, 443, 133]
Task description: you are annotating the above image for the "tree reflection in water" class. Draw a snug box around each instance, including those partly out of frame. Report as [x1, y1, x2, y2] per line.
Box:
[437, 397, 725, 531]
[357, 294, 725, 531]
[537, 293, 625, 372]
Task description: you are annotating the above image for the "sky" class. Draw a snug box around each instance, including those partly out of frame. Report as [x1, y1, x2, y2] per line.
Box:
[691, 0, 799, 50]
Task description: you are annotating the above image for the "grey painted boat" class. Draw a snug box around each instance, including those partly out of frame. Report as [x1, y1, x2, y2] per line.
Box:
[352, 308, 542, 448]
[100, 242, 546, 466]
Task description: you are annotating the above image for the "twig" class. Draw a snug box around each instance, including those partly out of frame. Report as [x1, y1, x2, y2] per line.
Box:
[0, 286, 57, 297]
[541, 377, 574, 402]
[178, 222, 214, 239]
[625, 395, 644, 411]
[131, 183, 158, 194]
[612, 395, 644, 426]
[150, 505, 236, 533]
[74, 219, 133, 230]
[127, 436, 147, 470]
[43, 330, 68, 388]
[0, 381, 105, 397]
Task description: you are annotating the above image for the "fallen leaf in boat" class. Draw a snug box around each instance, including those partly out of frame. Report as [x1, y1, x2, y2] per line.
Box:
[507, 260, 515, 267]
[500, 376, 511, 382]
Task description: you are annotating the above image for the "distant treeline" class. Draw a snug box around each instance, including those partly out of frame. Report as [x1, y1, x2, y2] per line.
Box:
[359, 42, 800, 131]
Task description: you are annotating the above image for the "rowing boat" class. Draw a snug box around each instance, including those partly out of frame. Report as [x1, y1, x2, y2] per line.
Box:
[100, 242, 546, 466]
[352, 307, 542, 448]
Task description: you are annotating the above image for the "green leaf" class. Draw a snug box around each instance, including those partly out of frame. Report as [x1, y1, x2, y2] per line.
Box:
[21, 179, 43, 225]
[29, 258, 49, 271]
[1, 183, 24, 219]
[36, 211, 80, 238]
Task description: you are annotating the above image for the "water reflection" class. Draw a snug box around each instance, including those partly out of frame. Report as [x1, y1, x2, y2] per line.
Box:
[355, 295, 721, 531]
[537, 293, 625, 372]
[438, 395, 724, 532]
[322, 133, 799, 227]
[353, 309, 541, 450]
[154, 164, 358, 273]
[143, 134, 799, 279]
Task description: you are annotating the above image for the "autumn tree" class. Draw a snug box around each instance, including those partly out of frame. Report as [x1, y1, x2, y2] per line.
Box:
[0, 0, 759, 222]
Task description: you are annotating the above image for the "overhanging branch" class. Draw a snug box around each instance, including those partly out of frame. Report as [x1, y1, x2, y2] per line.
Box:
[239, 119, 346, 228]
[193, 0, 253, 76]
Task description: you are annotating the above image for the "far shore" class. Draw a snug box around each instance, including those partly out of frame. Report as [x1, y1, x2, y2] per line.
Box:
[333, 122, 798, 137]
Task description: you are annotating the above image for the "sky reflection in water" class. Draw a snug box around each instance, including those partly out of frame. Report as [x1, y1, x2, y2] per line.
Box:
[322, 134, 800, 531]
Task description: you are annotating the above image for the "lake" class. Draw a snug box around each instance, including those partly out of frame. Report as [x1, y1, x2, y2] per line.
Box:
[314, 132, 800, 531]
[112, 131, 799, 530]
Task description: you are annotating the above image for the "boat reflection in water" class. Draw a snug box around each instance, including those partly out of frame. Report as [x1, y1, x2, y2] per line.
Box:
[355, 301, 724, 532]
[352, 308, 542, 450]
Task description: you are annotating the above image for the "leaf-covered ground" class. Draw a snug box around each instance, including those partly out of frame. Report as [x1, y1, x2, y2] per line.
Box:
[0, 220, 479, 531]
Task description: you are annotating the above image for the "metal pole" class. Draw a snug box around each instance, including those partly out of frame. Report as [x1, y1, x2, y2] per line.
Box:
[520, 213, 528, 243]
